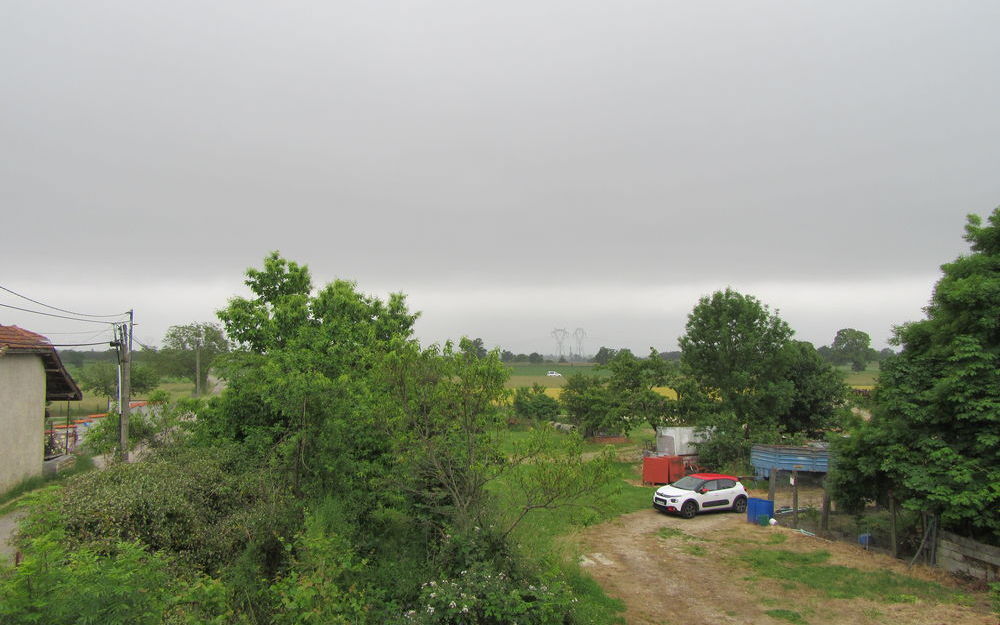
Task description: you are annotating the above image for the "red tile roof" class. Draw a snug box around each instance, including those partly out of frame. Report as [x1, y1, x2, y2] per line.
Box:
[0, 325, 52, 350]
[0, 325, 83, 401]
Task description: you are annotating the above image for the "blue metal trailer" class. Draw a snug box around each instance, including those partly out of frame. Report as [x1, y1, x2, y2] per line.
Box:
[750, 443, 830, 479]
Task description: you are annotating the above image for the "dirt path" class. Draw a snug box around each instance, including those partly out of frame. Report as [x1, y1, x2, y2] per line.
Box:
[576, 508, 994, 625]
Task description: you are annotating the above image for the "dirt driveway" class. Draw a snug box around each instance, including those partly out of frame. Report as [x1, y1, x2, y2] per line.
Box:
[575, 508, 994, 625]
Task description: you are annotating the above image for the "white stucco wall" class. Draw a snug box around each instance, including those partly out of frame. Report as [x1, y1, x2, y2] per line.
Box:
[0, 354, 46, 494]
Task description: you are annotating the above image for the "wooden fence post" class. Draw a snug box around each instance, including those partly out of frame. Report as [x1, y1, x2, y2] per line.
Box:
[821, 486, 831, 531]
[889, 491, 898, 559]
[791, 469, 799, 529]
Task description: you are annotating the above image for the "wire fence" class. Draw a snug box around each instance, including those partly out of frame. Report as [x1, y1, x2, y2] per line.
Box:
[747, 470, 936, 564]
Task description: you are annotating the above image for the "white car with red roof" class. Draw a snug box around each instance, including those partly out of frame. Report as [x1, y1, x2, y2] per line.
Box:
[652, 472, 748, 519]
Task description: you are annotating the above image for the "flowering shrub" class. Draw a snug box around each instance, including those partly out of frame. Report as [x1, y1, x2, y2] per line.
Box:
[404, 564, 575, 625]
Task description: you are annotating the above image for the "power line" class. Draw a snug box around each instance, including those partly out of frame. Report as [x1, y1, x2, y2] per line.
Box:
[0, 301, 119, 325]
[0, 285, 129, 318]
[0, 339, 113, 348]
[30, 329, 115, 335]
[133, 338, 157, 351]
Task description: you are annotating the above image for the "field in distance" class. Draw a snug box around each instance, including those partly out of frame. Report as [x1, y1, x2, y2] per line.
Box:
[505, 362, 607, 388]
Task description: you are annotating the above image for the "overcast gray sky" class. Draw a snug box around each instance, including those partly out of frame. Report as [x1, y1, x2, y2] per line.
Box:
[3, 1, 999, 354]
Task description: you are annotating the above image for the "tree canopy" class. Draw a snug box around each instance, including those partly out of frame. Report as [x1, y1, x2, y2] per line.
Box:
[679, 288, 794, 428]
[159, 322, 229, 395]
[677, 288, 846, 465]
[829, 328, 875, 371]
[829, 209, 1000, 542]
[77, 361, 160, 402]
[591, 346, 618, 365]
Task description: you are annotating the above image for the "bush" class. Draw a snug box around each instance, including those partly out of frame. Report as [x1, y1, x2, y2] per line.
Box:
[404, 563, 575, 625]
[270, 506, 371, 625]
[513, 385, 560, 421]
[59, 443, 297, 573]
[84, 397, 204, 457]
[559, 375, 628, 437]
[0, 490, 229, 625]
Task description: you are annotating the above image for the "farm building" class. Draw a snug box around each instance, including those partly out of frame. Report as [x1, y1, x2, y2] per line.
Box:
[0, 325, 81, 493]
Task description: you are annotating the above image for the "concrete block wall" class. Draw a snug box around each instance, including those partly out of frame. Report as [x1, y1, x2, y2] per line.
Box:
[0, 354, 46, 494]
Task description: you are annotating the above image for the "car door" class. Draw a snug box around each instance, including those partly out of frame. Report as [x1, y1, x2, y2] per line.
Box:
[698, 480, 727, 508]
[712, 478, 737, 508]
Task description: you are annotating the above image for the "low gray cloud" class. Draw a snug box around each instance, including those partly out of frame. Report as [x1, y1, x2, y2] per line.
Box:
[2, 1, 997, 352]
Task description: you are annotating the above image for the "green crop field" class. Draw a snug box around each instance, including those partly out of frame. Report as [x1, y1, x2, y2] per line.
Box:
[839, 363, 880, 388]
[505, 362, 607, 388]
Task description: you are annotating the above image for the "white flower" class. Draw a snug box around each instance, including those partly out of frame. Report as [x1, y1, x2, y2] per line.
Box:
[449, 601, 457, 609]
[427, 606, 435, 614]
[462, 606, 469, 613]
[429, 592, 436, 598]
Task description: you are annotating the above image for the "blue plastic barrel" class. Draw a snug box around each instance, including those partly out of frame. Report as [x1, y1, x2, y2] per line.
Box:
[746, 497, 775, 524]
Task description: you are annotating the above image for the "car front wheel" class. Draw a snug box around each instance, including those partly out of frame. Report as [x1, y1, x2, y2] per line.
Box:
[680, 500, 698, 519]
[733, 496, 747, 514]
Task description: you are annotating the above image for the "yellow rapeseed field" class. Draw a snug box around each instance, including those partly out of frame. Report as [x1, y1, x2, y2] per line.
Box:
[542, 387, 678, 400]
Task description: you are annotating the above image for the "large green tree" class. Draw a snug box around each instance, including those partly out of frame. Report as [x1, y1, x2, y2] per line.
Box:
[679, 289, 795, 436]
[774, 340, 848, 436]
[212, 251, 418, 495]
[830, 209, 1000, 542]
[159, 322, 229, 396]
[592, 346, 618, 365]
[77, 361, 160, 403]
[604, 348, 675, 430]
[559, 374, 622, 437]
[830, 328, 875, 371]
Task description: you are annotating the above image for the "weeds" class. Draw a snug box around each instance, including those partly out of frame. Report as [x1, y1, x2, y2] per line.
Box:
[739, 549, 951, 603]
[657, 527, 709, 542]
[683, 544, 707, 556]
[765, 608, 808, 624]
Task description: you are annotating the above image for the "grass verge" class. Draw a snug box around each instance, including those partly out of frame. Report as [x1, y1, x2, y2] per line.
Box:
[740, 548, 953, 603]
[0, 454, 96, 515]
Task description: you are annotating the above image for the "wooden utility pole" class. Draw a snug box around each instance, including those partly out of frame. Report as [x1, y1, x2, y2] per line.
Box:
[117, 311, 134, 461]
[768, 467, 778, 501]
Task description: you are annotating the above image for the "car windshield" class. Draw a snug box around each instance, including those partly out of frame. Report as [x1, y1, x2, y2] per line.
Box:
[670, 476, 703, 491]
